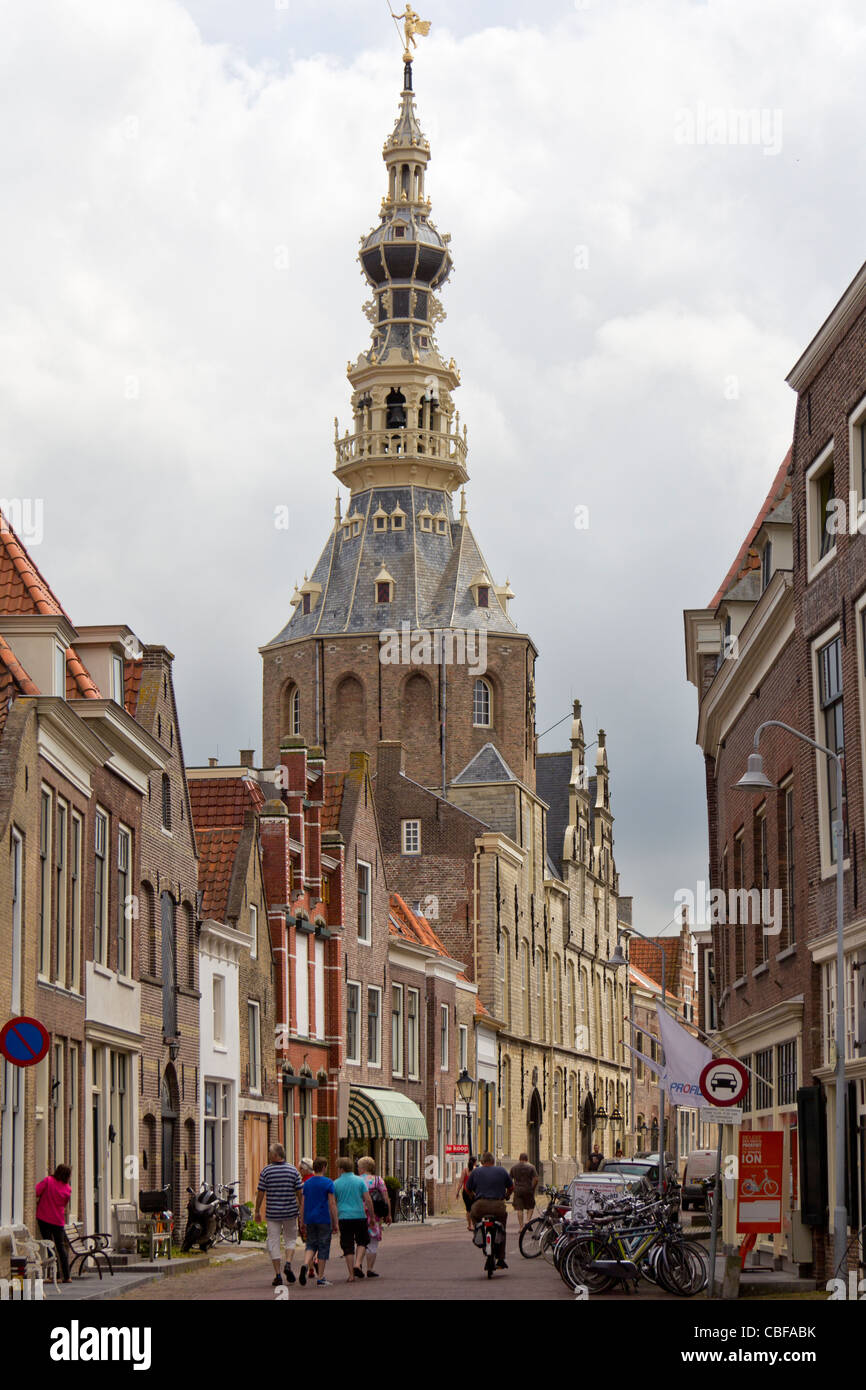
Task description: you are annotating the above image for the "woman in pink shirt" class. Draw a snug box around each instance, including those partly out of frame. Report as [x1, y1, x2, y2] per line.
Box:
[35, 1164, 72, 1282]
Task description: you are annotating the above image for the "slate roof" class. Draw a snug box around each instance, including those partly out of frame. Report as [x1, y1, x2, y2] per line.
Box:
[452, 742, 517, 785]
[264, 486, 520, 644]
[536, 752, 596, 878]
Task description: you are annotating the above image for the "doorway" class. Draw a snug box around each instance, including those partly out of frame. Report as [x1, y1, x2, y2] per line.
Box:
[160, 1066, 179, 1209]
[580, 1094, 595, 1169]
[527, 1088, 542, 1171]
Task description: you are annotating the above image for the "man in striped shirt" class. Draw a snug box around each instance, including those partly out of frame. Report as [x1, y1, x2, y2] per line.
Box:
[255, 1143, 305, 1287]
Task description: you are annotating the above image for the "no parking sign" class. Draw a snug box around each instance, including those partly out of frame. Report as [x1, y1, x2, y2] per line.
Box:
[0, 1016, 50, 1067]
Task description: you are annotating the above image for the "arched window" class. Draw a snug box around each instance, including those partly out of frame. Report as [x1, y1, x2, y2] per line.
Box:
[567, 963, 577, 1049]
[161, 774, 171, 831]
[141, 882, 156, 977]
[552, 957, 561, 1043]
[499, 930, 510, 1024]
[520, 942, 530, 1029]
[473, 678, 491, 727]
[535, 949, 545, 1036]
[291, 687, 300, 736]
[386, 387, 407, 429]
[335, 675, 365, 734]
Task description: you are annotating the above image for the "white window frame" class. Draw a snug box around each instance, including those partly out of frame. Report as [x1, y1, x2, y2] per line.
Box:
[346, 981, 361, 1065]
[39, 787, 52, 978]
[811, 620, 848, 878]
[392, 984, 404, 1078]
[805, 440, 837, 581]
[212, 974, 226, 1048]
[93, 807, 109, 966]
[54, 641, 66, 698]
[357, 861, 372, 944]
[70, 811, 82, 991]
[407, 987, 420, 1080]
[117, 824, 132, 977]
[367, 985, 382, 1068]
[473, 678, 492, 727]
[401, 819, 421, 855]
[848, 388, 866, 515]
[111, 653, 125, 706]
[248, 1001, 262, 1094]
[440, 1003, 449, 1071]
[458, 1023, 468, 1072]
[249, 903, 258, 959]
[55, 798, 68, 987]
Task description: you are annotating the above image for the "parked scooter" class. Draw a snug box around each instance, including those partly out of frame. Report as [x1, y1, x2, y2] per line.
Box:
[182, 1182, 221, 1252]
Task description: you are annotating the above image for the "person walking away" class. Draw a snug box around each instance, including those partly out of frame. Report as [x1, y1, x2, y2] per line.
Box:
[299, 1158, 314, 1182]
[301, 1158, 338, 1287]
[35, 1164, 72, 1283]
[333, 1157, 375, 1282]
[358, 1156, 391, 1277]
[467, 1152, 513, 1269]
[509, 1152, 539, 1231]
[587, 1144, 604, 1173]
[456, 1156, 477, 1230]
[255, 1143, 305, 1287]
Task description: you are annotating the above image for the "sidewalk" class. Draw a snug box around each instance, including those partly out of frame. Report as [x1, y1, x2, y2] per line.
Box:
[41, 1244, 261, 1302]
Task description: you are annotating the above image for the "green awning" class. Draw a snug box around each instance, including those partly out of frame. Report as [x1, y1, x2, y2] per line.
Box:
[348, 1086, 428, 1142]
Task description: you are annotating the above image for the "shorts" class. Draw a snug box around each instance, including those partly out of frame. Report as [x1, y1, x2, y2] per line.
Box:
[461, 1189, 474, 1213]
[512, 1190, 536, 1212]
[266, 1217, 298, 1261]
[338, 1218, 370, 1256]
[304, 1222, 333, 1260]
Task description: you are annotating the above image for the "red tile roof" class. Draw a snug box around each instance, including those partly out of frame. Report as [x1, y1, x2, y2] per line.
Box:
[709, 450, 792, 609]
[189, 776, 265, 831]
[196, 827, 242, 921]
[629, 938, 683, 997]
[124, 658, 143, 717]
[323, 772, 346, 832]
[389, 893, 452, 957]
[0, 635, 38, 735]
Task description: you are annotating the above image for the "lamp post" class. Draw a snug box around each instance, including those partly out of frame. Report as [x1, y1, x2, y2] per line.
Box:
[609, 928, 667, 1197]
[456, 1068, 475, 1163]
[735, 720, 847, 1280]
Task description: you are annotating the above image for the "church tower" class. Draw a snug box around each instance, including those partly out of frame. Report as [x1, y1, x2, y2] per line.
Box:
[261, 57, 538, 791]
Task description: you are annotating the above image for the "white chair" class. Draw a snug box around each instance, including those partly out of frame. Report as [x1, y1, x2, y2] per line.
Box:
[10, 1226, 59, 1290]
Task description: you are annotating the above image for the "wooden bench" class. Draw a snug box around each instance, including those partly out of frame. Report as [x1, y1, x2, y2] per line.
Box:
[112, 1201, 171, 1262]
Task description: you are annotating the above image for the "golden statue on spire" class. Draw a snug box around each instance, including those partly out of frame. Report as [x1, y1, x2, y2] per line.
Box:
[390, 6, 431, 62]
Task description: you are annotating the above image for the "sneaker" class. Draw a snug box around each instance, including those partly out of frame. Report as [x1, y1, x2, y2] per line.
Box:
[365, 1270, 380, 1278]
[496, 1259, 508, 1269]
[284, 1264, 296, 1283]
[353, 1268, 366, 1277]
[272, 1274, 283, 1287]
[299, 1266, 307, 1287]
[317, 1278, 332, 1287]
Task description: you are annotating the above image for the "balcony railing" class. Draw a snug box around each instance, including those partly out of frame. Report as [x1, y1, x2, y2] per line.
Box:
[335, 426, 467, 469]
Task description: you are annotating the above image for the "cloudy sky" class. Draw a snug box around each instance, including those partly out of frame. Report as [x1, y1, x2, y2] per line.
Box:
[2, 0, 863, 934]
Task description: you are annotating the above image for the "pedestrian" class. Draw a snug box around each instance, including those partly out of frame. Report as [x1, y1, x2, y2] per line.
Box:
[614, 1143, 624, 1159]
[299, 1157, 314, 1182]
[254, 1142, 305, 1288]
[455, 1156, 477, 1230]
[587, 1143, 604, 1173]
[35, 1164, 72, 1283]
[466, 1152, 513, 1270]
[333, 1157, 375, 1282]
[508, 1151, 539, 1231]
[300, 1157, 339, 1287]
[357, 1156, 391, 1278]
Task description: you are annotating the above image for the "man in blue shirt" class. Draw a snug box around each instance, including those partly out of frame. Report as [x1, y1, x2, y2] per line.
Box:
[255, 1143, 305, 1287]
[467, 1152, 513, 1269]
[301, 1158, 339, 1287]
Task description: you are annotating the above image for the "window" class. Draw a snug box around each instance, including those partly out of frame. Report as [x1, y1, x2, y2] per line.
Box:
[52, 1043, 64, 1171]
[54, 642, 66, 698]
[213, 975, 225, 1046]
[203, 1081, 231, 1190]
[473, 678, 491, 727]
[817, 634, 844, 863]
[776, 1040, 797, 1106]
[761, 539, 772, 591]
[520, 943, 529, 1029]
[39, 790, 52, 976]
[401, 820, 421, 855]
[806, 444, 837, 573]
[249, 903, 257, 959]
[70, 813, 82, 991]
[407, 988, 420, 1079]
[783, 782, 795, 946]
[552, 958, 561, 1043]
[161, 891, 177, 1039]
[109, 1051, 130, 1199]
[94, 809, 108, 967]
[248, 1002, 262, 1093]
[419, 511, 432, 532]
[357, 861, 371, 942]
[754, 1047, 773, 1110]
[391, 511, 405, 531]
[440, 1004, 449, 1071]
[392, 985, 404, 1076]
[117, 826, 132, 976]
[477, 586, 489, 608]
[377, 581, 391, 603]
[535, 949, 545, 1035]
[161, 774, 171, 831]
[346, 982, 361, 1064]
[295, 930, 309, 1036]
[314, 937, 325, 1038]
[302, 592, 311, 615]
[111, 653, 124, 705]
[55, 800, 67, 985]
[756, 808, 769, 964]
[367, 986, 381, 1066]
[436, 517, 447, 535]
[291, 687, 301, 736]
[10, 828, 23, 1015]
[734, 829, 746, 978]
[458, 1023, 468, 1072]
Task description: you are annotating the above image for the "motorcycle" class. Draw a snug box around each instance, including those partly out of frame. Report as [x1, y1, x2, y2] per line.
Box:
[473, 1214, 507, 1278]
[181, 1182, 221, 1252]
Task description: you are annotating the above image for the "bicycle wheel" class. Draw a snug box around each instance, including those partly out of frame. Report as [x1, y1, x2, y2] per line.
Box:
[561, 1236, 614, 1294]
[399, 1194, 410, 1221]
[659, 1239, 706, 1296]
[540, 1225, 560, 1265]
[519, 1218, 546, 1259]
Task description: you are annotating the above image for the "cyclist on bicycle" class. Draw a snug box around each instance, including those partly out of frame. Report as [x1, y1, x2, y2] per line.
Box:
[467, 1153, 513, 1269]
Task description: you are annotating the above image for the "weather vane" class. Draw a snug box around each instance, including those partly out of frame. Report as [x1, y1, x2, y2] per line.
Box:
[388, 5, 431, 63]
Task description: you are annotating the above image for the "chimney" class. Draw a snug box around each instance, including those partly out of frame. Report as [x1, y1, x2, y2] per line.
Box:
[377, 741, 405, 783]
[349, 750, 370, 781]
[239, 749, 255, 767]
[208, 757, 218, 768]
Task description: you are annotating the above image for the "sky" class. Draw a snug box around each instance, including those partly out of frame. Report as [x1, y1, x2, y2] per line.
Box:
[2, 0, 864, 935]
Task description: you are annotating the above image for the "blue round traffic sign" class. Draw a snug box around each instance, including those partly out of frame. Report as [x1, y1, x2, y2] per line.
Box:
[0, 1016, 50, 1067]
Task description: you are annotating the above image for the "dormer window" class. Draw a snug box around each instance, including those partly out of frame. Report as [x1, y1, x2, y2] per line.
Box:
[299, 578, 323, 614]
[761, 540, 772, 592]
[54, 642, 66, 699]
[469, 568, 493, 607]
[373, 505, 388, 532]
[436, 517, 447, 535]
[418, 507, 433, 532]
[394, 225, 406, 238]
[302, 593, 311, 615]
[391, 507, 406, 531]
[111, 653, 125, 705]
[374, 565, 395, 604]
[477, 586, 490, 609]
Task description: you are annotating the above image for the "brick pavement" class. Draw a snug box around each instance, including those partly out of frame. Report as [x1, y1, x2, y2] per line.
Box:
[105, 1221, 686, 1303]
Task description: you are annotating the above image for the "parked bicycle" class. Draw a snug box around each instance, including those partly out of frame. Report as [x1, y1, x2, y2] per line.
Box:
[554, 1187, 708, 1297]
[214, 1181, 252, 1244]
[398, 1177, 426, 1222]
[518, 1186, 571, 1260]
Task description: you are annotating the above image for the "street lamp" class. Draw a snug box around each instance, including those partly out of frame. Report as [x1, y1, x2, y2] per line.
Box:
[735, 720, 847, 1280]
[456, 1068, 475, 1162]
[609, 926, 668, 1196]
[594, 1104, 608, 1132]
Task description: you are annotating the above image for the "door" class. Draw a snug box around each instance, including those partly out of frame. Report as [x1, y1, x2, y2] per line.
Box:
[243, 1113, 269, 1204]
[528, 1089, 542, 1171]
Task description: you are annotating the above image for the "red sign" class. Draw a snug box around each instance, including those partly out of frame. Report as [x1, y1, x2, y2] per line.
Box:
[0, 1016, 50, 1068]
[736, 1130, 784, 1234]
[445, 1145, 469, 1155]
[700, 1057, 749, 1107]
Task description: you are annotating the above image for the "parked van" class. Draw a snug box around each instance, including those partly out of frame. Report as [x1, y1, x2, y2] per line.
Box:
[682, 1149, 718, 1210]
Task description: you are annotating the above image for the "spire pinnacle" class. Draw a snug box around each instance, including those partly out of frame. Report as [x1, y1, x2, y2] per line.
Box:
[389, 6, 431, 65]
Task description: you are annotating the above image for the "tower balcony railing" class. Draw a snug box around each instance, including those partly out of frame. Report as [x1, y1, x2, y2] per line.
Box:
[335, 425, 467, 468]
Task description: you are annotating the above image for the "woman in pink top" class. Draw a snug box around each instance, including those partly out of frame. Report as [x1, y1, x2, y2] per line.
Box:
[35, 1164, 72, 1282]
